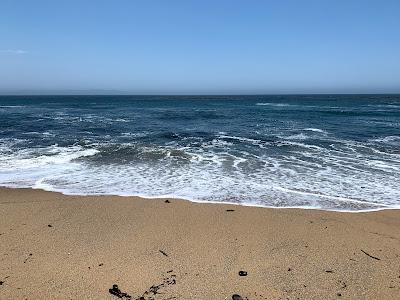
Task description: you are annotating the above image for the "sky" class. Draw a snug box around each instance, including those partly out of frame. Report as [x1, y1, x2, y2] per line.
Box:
[1, 0, 400, 95]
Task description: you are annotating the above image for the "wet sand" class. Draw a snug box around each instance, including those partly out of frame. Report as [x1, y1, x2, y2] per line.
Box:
[0, 187, 399, 299]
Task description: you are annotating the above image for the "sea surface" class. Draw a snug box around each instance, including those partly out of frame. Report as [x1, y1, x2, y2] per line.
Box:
[1, 95, 399, 211]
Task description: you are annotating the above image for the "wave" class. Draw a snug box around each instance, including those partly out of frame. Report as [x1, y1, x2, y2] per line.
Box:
[275, 186, 390, 207]
[201, 139, 234, 148]
[277, 141, 323, 150]
[0, 105, 26, 108]
[280, 133, 309, 140]
[218, 134, 265, 144]
[0, 138, 28, 150]
[303, 128, 326, 133]
[256, 102, 292, 107]
[87, 143, 193, 163]
[0, 145, 99, 171]
[1, 141, 399, 211]
[372, 136, 400, 146]
[367, 104, 400, 109]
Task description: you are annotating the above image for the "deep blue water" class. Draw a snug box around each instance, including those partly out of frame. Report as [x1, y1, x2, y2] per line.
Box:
[1, 95, 399, 211]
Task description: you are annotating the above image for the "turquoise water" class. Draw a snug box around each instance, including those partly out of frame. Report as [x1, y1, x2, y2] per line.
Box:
[0, 95, 399, 211]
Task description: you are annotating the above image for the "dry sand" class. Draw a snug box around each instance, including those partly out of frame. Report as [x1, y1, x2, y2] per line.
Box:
[0, 187, 399, 299]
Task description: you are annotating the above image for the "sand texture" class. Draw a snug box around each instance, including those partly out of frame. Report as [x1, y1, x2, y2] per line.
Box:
[0, 188, 400, 299]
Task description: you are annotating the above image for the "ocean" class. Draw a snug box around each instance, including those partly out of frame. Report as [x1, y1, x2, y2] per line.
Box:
[0, 95, 399, 211]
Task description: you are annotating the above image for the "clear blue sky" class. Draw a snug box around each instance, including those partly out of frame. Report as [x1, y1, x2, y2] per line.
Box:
[1, 0, 399, 94]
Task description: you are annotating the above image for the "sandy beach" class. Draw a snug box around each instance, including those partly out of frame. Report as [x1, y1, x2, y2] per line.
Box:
[0, 187, 399, 299]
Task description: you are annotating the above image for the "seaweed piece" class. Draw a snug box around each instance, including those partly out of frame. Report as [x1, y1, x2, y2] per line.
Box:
[109, 284, 131, 299]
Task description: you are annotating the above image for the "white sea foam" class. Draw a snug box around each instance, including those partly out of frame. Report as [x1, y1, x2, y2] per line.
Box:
[1, 138, 399, 212]
[372, 136, 400, 146]
[278, 141, 323, 150]
[303, 128, 326, 133]
[218, 134, 268, 146]
[256, 102, 292, 107]
[0, 145, 99, 171]
[0, 105, 26, 108]
[201, 139, 234, 148]
[121, 132, 149, 138]
[280, 133, 309, 140]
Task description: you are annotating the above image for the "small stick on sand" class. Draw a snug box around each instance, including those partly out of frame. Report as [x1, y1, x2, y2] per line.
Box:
[360, 249, 381, 260]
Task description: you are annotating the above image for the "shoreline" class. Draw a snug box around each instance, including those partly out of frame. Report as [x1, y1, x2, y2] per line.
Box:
[1, 187, 400, 299]
[1, 185, 398, 213]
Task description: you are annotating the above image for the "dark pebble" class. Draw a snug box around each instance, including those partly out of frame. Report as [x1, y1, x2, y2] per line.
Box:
[48, 224, 53, 227]
[232, 294, 243, 300]
[337, 293, 342, 296]
[226, 209, 235, 212]
[99, 263, 103, 266]
[238, 271, 247, 276]
[165, 199, 170, 203]
[0, 281, 4, 285]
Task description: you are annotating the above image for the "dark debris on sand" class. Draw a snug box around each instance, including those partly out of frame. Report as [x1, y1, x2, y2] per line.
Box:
[109, 284, 132, 299]
[361, 249, 381, 260]
[159, 250, 168, 257]
[137, 272, 177, 300]
[109, 271, 178, 300]
[23, 253, 33, 264]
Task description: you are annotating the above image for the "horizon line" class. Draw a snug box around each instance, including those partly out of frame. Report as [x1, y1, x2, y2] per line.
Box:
[0, 92, 400, 97]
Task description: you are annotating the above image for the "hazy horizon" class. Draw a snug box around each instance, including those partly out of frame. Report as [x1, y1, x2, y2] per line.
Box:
[1, 90, 400, 96]
[1, 0, 400, 94]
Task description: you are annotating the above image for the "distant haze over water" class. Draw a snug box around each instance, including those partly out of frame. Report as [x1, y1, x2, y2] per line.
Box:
[1, 95, 399, 211]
